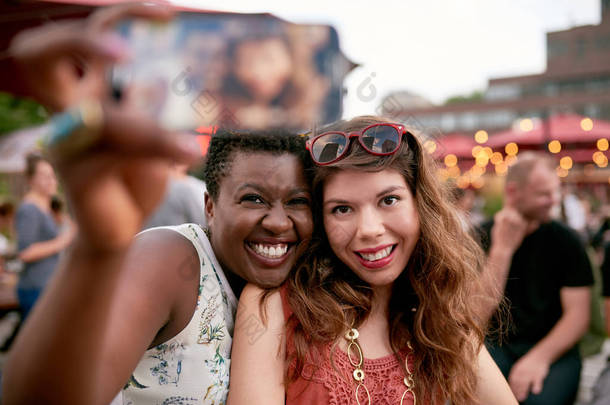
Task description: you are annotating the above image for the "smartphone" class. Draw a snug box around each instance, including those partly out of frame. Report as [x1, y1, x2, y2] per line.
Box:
[111, 12, 354, 131]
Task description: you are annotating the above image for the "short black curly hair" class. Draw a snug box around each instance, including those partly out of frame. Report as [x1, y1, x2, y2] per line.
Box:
[202, 128, 312, 201]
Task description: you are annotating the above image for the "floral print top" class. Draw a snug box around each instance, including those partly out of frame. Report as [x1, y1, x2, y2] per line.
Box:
[123, 224, 237, 405]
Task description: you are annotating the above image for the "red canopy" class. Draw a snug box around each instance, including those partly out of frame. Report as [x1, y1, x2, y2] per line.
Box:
[486, 114, 610, 149]
[433, 133, 475, 158]
[556, 148, 609, 163]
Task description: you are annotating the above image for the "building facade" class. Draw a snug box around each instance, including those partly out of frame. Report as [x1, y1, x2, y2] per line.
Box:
[382, 2, 610, 136]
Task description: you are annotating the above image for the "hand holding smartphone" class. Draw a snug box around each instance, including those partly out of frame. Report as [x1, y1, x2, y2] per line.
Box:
[111, 12, 354, 131]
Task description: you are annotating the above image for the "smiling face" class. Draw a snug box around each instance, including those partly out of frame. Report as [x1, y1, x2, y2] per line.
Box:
[205, 151, 312, 288]
[322, 169, 420, 290]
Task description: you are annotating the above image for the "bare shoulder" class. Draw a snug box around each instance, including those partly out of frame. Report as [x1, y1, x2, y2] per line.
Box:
[117, 228, 201, 345]
[127, 228, 200, 284]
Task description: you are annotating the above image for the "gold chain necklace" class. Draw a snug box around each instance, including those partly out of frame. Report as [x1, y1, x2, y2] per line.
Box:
[344, 328, 416, 405]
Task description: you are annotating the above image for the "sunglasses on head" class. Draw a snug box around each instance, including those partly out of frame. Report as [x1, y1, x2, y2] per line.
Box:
[306, 123, 408, 165]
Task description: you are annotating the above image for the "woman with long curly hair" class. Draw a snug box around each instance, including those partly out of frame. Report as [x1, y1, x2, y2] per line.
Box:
[228, 116, 516, 404]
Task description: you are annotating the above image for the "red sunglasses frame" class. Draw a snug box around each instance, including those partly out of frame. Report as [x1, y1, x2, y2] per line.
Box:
[306, 123, 407, 165]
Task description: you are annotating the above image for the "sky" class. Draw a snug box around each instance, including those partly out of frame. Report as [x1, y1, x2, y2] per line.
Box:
[172, 0, 602, 118]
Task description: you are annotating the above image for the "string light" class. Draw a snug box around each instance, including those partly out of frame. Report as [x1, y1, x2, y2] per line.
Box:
[548, 140, 561, 154]
[472, 177, 485, 189]
[519, 118, 534, 132]
[471, 165, 486, 176]
[471, 145, 483, 157]
[495, 162, 508, 175]
[580, 117, 593, 131]
[456, 176, 470, 189]
[505, 142, 518, 156]
[559, 156, 573, 170]
[556, 167, 569, 178]
[448, 165, 461, 178]
[593, 151, 608, 167]
[505, 155, 518, 166]
[444, 154, 458, 167]
[474, 130, 488, 144]
[476, 154, 489, 167]
[490, 152, 503, 165]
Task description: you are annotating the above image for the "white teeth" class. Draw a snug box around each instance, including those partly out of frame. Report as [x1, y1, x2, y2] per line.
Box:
[360, 246, 393, 262]
[250, 243, 289, 259]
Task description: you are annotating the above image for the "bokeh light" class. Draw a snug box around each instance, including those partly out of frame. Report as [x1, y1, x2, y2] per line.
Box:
[447, 165, 461, 178]
[593, 151, 608, 167]
[472, 177, 485, 189]
[559, 156, 573, 170]
[456, 176, 470, 189]
[476, 154, 489, 167]
[490, 152, 503, 165]
[495, 162, 508, 175]
[580, 117, 594, 131]
[505, 155, 518, 166]
[444, 154, 458, 167]
[548, 140, 561, 154]
[471, 145, 483, 157]
[474, 130, 488, 144]
[519, 118, 534, 132]
[471, 165, 486, 176]
[505, 142, 518, 156]
[556, 167, 569, 178]
[597, 138, 609, 151]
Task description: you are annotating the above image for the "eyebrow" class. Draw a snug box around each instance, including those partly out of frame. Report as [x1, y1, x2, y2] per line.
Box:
[375, 186, 407, 198]
[236, 183, 311, 195]
[324, 185, 407, 206]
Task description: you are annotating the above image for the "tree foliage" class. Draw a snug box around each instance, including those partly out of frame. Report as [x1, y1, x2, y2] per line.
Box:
[0, 92, 48, 135]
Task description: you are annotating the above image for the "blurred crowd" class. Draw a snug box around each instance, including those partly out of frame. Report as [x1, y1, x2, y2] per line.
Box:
[0, 153, 208, 350]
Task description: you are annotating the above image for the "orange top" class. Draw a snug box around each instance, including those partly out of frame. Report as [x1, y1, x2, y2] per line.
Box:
[280, 285, 415, 405]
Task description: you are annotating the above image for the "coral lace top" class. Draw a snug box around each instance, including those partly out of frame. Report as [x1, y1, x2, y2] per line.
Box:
[280, 286, 415, 405]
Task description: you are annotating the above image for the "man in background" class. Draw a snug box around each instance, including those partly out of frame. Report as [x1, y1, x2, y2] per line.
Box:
[480, 152, 593, 404]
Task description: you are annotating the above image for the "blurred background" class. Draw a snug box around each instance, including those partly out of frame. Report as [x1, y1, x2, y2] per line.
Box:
[0, 0, 608, 210]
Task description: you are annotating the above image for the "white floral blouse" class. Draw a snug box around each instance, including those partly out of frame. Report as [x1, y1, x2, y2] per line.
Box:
[122, 224, 237, 405]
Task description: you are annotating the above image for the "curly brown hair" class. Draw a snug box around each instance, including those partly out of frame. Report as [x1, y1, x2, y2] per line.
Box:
[285, 116, 489, 404]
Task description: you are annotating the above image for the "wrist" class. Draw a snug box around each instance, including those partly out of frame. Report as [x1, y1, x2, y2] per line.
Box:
[525, 344, 554, 365]
[70, 238, 129, 261]
[488, 243, 515, 263]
